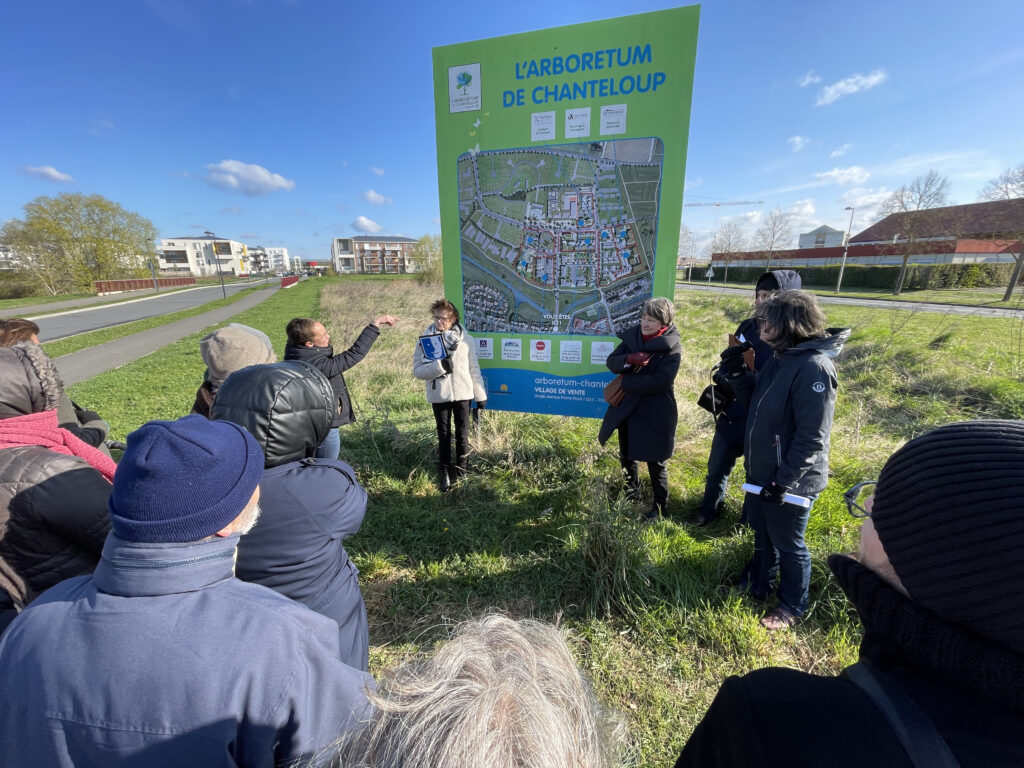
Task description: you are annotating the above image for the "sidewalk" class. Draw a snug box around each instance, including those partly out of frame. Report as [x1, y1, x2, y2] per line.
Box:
[57, 286, 279, 386]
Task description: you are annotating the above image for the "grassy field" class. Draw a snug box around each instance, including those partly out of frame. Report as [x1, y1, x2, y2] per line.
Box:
[678, 276, 1024, 309]
[67, 277, 1024, 766]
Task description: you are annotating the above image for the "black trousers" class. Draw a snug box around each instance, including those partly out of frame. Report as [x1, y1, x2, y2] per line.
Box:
[432, 400, 472, 469]
[618, 422, 669, 509]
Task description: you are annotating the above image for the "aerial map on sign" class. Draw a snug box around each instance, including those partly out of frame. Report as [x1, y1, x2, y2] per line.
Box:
[458, 137, 663, 335]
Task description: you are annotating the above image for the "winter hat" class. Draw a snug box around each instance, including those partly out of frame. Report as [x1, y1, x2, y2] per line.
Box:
[755, 272, 780, 293]
[0, 344, 64, 418]
[870, 419, 1024, 653]
[109, 414, 265, 543]
[200, 324, 276, 387]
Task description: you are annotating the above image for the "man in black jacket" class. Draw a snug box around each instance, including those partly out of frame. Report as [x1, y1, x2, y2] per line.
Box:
[677, 420, 1024, 767]
[283, 314, 396, 459]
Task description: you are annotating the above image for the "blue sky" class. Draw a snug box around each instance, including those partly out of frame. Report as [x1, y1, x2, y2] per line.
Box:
[3, 0, 1023, 263]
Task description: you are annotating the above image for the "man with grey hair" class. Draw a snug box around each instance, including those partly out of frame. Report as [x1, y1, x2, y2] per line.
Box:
[326, 614, 625, 768]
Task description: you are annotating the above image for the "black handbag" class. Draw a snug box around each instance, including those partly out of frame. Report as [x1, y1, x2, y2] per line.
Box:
[696, 366, 733, 415]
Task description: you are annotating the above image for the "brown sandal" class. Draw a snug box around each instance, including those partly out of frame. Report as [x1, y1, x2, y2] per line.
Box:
[760, 606, 799, 631]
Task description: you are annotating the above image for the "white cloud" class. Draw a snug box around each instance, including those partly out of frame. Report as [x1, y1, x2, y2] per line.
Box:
[370, 166, 385, 176]
[220, 206, 240, 215]
[798, 71, 822, 88]
[815, 166, 870, 185]
[25, 165, 73, 183]
[816, 69, 888, 106]
[433, 216, 442, 226]
[88, 119, 115, 136]
[206, 159, 295, 195]
[362, 189, 393, 206]
[830, 143, 853, 158]
[784, 198, 820, 233]
[839, 186, 892, 212]
[787, 135, 810, 153]
[352, 215, 382, 234]
[684, 177, 703, 191]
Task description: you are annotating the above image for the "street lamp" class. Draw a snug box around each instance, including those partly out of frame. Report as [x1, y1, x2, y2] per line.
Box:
[835, 206, 856, 293]
[204, 230, 228, 299]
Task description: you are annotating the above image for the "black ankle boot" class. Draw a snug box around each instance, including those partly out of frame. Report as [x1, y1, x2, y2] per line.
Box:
[438, 466, 451, 493]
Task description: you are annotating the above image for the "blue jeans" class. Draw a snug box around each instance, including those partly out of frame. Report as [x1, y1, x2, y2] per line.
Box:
[699, 430, 744, 520]
[315, 427, 341, 460]
[744, 493, 817, 616]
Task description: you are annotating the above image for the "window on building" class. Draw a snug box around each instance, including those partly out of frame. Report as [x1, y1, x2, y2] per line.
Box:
[815, 233, 826, 246]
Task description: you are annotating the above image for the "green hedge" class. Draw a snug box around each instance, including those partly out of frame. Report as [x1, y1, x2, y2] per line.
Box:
[702, 263, 1018, 291]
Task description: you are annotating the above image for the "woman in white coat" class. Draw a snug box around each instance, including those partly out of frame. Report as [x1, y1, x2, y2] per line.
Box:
[412, 299, 487, 491]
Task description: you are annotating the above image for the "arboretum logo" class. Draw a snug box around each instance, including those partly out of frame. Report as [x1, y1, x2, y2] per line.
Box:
[448, 63, 481, 113]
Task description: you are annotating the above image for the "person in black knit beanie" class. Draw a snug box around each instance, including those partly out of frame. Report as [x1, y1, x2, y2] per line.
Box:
[676, 419, 1024, 768]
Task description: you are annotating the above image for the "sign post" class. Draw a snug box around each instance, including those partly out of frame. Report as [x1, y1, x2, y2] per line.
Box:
[432, 6, 699, 417]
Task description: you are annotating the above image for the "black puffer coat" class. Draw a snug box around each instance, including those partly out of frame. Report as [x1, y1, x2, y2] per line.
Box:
[598, 324, 682, 463]
[0, 348, 112, 634]
[284, 324, 381, 427]
[211, 361, 371, 670]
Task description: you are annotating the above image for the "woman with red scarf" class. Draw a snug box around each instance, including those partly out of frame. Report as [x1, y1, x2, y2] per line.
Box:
[599, 297, 682, 521]
[0, 344, 115, 634]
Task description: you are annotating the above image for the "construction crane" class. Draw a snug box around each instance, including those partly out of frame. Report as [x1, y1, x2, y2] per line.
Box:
[683, 200, 763, 207]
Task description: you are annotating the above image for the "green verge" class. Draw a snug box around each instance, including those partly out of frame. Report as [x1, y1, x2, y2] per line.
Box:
[41, 284, 264, 359]
[677, 277, 1024, 309]
[68, 281, 1024, 767]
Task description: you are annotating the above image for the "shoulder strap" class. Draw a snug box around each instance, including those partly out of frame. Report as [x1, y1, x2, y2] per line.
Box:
[842, 661, 961, 768]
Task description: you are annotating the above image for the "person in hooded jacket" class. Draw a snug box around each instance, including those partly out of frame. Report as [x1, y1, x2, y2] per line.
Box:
[676, 420, 1024, 767]
[284, 314, 398, 460]
[598, 297, 682, 521]
[210, 360, 370, 671]
[695, 270, 801, 526]
[720, 289, 850, 629]
[0, 318, 111, 452]
[190, 323, 276, 418]
[412, 299, 487, 492]
[0, 344, 115, 634]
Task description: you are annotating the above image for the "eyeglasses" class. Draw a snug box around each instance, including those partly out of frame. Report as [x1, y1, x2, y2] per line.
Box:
[433, 314, 453, 322]
[844, 480, 877, 518]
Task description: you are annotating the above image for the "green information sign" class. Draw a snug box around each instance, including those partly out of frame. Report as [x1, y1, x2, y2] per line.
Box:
[432, 6, 699, 417]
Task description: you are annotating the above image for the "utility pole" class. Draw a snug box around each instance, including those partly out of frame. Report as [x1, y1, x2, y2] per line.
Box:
[204, 230, 227, 299]
[835, 206, 856, 293]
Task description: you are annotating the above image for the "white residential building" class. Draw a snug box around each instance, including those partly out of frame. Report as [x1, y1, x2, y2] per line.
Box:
[265, 247, 291, 273]
[798, 225, 846, 249]
[158, 236, 250, 277]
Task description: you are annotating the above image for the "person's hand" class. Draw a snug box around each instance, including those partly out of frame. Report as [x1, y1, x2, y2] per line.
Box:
[475, 400, 486, 411]
[759, 481, 788, 505]
[440, 357, 453, 374]
[719, 342, 752, 376]
[373, 315, 398, 328]
[625, 351, 652, 366]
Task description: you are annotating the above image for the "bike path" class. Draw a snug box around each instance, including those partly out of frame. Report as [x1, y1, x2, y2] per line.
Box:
[56, 285, 279, 386]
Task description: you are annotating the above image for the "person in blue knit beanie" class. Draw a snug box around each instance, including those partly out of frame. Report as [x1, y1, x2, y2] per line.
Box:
[0, 414, 372, 768]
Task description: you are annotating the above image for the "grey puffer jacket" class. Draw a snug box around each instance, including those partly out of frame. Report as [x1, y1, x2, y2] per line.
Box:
[742, 328, 850, 494]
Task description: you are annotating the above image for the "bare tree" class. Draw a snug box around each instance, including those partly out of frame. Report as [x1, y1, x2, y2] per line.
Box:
[979, 163, 1024, 201]
[754, 208, 793, 269]
[976, 164, 1024, 299]
[710, 218, 749, 284]
[876, 170, 951, 295]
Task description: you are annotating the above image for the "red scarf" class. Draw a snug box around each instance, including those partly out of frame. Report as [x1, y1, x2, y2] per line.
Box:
[0, 410, 117, 482]
[642, 325, 669, 342]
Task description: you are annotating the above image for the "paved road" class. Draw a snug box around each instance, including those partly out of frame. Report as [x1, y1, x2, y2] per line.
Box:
[678, 283, 1024, 318]
[32, 281, 262, 341]
[56, 285, 279, 386]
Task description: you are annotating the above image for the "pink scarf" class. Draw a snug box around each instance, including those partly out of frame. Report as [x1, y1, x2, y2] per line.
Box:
[0, 410, 117, 482]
